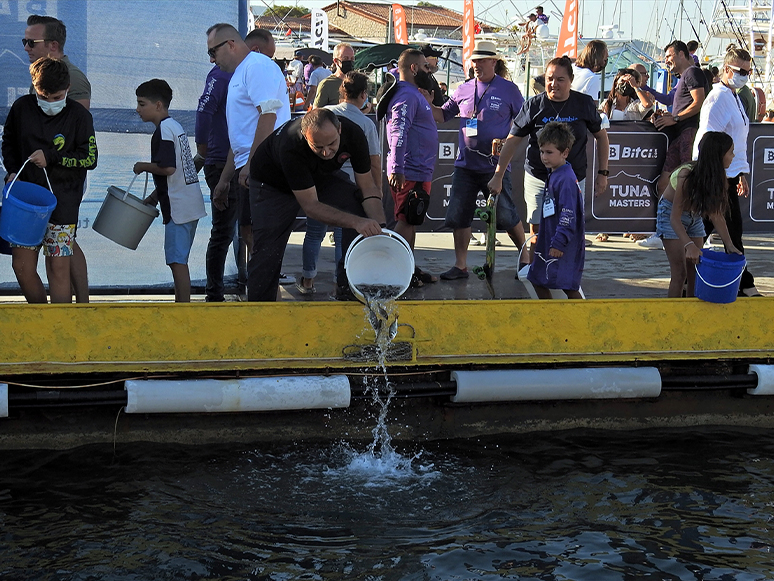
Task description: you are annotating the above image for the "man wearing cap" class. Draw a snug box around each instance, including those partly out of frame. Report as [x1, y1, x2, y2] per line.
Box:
[420, 44, 447, 106]
[383, 48, 439, 285]
[430, 40, 526, 280]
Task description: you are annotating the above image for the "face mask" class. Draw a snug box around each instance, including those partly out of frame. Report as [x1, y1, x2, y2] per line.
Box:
[414, 69, 433, 91]
[37, 93, 67, 116]
[338, 60, 354, 74]
[727, 70, 747, 89]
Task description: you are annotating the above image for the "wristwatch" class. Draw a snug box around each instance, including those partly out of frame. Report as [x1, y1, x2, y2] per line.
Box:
[673, 114, 681, 123]
[598, 169, 610, 176]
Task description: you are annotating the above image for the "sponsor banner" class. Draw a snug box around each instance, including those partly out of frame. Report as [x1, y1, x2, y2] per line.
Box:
[556, 0, 578, 59]
[748, 123, 774, 225]
[392, 4, 408, 45]
[310, 9, 329, 51]
[586, 121, 665, 232]
[462, 0, 475, 72]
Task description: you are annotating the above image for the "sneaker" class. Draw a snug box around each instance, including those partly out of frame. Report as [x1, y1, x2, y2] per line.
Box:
[637, 234, 663, 249]
[279, 273, 296, 285]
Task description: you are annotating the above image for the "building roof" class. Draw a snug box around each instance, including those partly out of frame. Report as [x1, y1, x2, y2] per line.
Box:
[319, 1, 492, 31]
[253, 15, 348, 36]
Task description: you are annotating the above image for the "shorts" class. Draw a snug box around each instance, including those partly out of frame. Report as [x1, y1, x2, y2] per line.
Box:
[444, 167, 520, 229]
[524, 172, 585, 225]
[234, 166, 252, 226]
[165, 219, 198, 264]
[656, 197, 705, 240]
[11, 223, 76, 257]
[391, 180, 432, 222]
[662, 127, 697, 175]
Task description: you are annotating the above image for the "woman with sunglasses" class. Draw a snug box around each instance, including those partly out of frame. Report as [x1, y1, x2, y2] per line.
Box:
[692, 44, 761, 296]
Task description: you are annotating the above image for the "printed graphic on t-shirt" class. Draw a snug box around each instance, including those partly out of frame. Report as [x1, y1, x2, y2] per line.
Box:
[177, 133, 200, 185]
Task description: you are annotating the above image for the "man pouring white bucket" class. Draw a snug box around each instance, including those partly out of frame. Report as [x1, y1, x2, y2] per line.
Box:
[248, 108, 387, 301]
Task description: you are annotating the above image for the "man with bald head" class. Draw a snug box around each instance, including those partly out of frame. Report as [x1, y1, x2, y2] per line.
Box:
[206, 23, 290, 268]
[313, 43, 356, 107]
[249, 108, 386, 301]
[244, 28, 276, 58]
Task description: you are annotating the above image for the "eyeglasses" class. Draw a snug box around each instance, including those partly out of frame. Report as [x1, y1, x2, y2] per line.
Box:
[727, 64, 752, 77]
[21, 38, 47, 48]
[207, 39, 231, 58]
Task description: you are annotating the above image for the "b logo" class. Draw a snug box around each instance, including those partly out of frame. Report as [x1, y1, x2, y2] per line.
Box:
[608, 144, 620, 161]
[764, 148, 774, 164]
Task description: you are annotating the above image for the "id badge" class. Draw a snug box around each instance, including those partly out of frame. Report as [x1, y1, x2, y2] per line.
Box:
[465, 118, 478, 137]
[543, 197, 555, 217]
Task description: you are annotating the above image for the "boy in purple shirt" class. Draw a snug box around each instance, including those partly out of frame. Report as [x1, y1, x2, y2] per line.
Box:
[528, 122, 584, 299]
[385, 48, 439, 284]
[432, 40, 527, 280]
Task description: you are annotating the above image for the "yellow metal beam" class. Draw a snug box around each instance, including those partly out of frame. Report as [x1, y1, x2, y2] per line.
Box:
[0, 298, 771, 375]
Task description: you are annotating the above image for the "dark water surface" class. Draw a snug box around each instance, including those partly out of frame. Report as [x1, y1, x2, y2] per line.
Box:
[2, 428, 774, 580]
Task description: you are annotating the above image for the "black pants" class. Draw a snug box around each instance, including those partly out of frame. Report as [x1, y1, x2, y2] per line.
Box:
[247, 172, 365, 301]
[702, 174, 755, 291]
[204, 165, 244, 301]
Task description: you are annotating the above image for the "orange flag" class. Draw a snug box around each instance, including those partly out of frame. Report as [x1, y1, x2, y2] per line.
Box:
[393, 4, 408, 45]
[556, 0, 578, 58]
[462, 0, 475, 71]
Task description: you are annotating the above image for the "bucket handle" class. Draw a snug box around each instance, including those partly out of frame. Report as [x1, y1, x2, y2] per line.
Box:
[695, 262, 746, 289]
[123, 173, 149, 202]
[344, 228, 412, 271]
[4, 158, 53, 201]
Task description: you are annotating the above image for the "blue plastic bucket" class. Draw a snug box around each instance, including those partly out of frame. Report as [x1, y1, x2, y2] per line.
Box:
[0, 180, 57, 246]
[695, 249, 746, 304]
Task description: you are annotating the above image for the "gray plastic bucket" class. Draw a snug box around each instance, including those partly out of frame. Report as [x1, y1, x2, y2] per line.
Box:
[92, 174, 159, 250]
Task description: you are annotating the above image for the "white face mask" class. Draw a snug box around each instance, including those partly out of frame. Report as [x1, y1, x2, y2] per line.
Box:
[727, 70, 748, 90]
[37, 93, 67, 116]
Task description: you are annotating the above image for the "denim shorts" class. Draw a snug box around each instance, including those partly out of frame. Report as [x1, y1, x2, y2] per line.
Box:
[444, 167, 520, 229]
[524, 172, 585, 225]
[165, 219, 198, 264]
[656, 197, 705, 240]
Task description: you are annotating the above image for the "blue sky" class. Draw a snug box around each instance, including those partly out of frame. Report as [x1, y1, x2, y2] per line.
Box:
[254, 0, 725, 51]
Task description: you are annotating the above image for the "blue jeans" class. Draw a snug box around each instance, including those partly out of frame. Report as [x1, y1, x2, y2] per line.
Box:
[204, 165, 247, 301]
[302, 219, 343, 279]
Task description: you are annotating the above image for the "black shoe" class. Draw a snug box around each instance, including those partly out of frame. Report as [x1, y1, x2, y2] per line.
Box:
[333, 285, 357, 301]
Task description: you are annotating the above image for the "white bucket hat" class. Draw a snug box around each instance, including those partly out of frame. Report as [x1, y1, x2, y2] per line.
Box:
[471, 40, 501, 60]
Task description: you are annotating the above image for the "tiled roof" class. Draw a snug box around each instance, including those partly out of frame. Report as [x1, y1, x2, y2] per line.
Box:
[319, 1, 491, 30]
[253, 15, 347, 36]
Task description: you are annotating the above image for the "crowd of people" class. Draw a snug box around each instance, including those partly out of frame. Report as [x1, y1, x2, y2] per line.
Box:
[0, 14, 765, 303]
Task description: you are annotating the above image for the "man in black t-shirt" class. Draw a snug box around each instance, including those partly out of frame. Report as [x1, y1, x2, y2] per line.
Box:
[248, 108, 386, 301]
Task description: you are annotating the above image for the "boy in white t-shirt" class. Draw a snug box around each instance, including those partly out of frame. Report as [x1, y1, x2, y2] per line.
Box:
[134, 79, 206, 302]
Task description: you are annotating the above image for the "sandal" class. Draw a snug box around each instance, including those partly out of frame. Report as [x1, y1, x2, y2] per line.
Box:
[595, 233, 609, 242]
[415, 267, 438, 283]
[295, 277, 316, 295]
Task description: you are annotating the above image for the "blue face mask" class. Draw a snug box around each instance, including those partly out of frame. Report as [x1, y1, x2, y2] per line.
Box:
[37, 93, 67, 116]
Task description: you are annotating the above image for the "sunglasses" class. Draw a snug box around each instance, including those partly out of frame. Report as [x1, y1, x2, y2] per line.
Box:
[207, 39, 231, 58]
[727, 64, 752, 76]
[21, 38, 47, 48]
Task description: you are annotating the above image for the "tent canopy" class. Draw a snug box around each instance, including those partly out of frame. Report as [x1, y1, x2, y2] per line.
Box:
[354, 43, 419, 71]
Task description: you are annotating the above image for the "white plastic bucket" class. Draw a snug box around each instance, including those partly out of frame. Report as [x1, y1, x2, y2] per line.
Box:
[344, 229, 414, 303]
[92, 173, 159, 250]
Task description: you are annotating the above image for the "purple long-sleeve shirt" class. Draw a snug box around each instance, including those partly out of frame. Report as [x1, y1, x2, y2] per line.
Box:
[385, 81, 438, 181]
[195, 65, 232, 165]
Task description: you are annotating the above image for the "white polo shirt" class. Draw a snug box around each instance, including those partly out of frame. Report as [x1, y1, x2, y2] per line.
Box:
[226, 51, 291, 169]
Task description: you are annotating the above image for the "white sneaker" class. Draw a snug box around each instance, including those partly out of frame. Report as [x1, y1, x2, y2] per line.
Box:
[279, 273, 296, 285]
[637, 234, 663, 249]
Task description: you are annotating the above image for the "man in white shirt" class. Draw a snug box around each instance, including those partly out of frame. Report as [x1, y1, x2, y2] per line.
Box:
[693, 46, 761, 296]
[206, 23, 291, 263]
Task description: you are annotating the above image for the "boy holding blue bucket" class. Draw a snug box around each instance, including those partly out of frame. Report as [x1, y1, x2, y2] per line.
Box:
[133, 79, 206, 302]
[1, 57, 98, 303]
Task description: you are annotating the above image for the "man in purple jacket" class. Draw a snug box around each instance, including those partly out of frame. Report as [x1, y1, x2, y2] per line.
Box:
[431, 40, 527, 280]
[385, 48, 439, 284]
[195, 64, 247, 301]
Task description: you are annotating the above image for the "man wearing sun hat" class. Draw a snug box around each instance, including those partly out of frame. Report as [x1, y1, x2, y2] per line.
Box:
[429, 39, 527, 280]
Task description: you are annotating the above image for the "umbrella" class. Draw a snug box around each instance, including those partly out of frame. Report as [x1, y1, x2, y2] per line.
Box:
[354, 43, 419, 71]
[294, 47, 333, 66]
